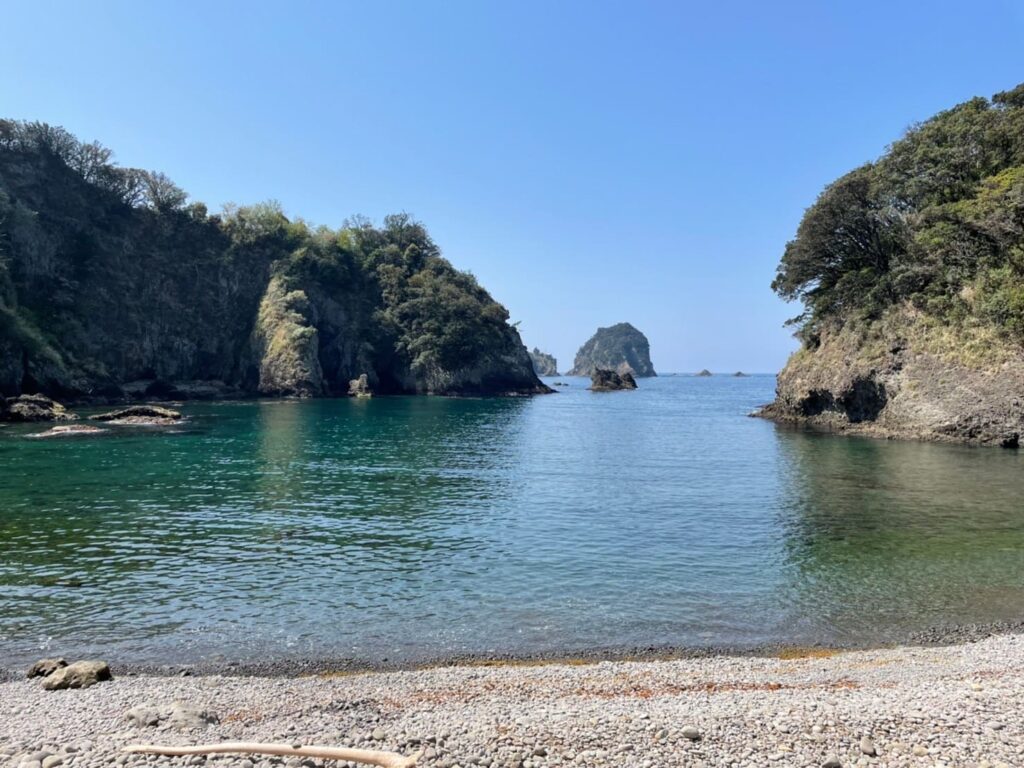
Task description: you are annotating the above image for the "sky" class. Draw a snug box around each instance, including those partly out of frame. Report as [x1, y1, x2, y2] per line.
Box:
[2, 1, 1024, 373]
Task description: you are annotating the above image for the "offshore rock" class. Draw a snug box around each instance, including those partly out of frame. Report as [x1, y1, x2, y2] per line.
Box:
[569, 323, 656, 377]
[348, 373, 372, 397]
[588, 368, 638, 391]
[529, 348, 559, 376]
[90, 405, 182, 425]
[1, 394, 77, 422]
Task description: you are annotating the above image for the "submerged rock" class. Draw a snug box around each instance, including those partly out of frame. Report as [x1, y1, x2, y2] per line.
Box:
[569, 323, 656, 377]
[348, 373, 373, 397]
[1, 394, 77, 422]
[588, 368, 638, 391]
[27, 424, 106, 439]
[41, 660, 112, 690]
[90, 405, 182, 425]
[26, 658, 67, 679]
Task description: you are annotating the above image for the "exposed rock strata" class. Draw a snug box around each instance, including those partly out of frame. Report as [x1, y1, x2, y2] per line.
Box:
[757, 309, 1024, 447]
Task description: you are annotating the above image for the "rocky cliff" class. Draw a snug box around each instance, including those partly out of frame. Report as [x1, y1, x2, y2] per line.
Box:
[761, 84, 1024, 445]
[568, 323, 656, 377]
[528, 348, 558, 376]
[759, 308, 1024, 446]
[0, 120, 549, 400]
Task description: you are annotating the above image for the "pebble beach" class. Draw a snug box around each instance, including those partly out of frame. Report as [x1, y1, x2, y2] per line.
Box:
[2, 634, 1022, 768]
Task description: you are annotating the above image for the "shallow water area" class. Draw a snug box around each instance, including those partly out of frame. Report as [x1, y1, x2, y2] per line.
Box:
[2, 375, 1023, 666]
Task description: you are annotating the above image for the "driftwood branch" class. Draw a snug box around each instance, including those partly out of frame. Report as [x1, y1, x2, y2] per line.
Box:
[123, 742, 424, 768]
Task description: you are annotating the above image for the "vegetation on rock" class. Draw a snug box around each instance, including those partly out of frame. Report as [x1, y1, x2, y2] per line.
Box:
[0, 120, 547, 399]
[766, 83, 1024, 445]
[568, 323, 656, 377]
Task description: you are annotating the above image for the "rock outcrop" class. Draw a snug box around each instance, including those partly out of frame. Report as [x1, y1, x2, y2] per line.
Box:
[347, 373, 372, 397]
[568, 323, 656, 377]
[90, 405, 182, 424]
[528, 348, 558, 376]
[695, 369, 712, 377]
[757, 309, 1024, 447]
[1, 394, 76, 422]
[588, 368, 638, 391]
[0, 121, 549, 401]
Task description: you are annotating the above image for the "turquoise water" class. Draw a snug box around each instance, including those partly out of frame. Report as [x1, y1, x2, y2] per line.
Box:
[2, 375, 1024, 666]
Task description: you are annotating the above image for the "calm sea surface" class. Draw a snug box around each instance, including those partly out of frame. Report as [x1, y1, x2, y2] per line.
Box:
[2, 375, 1024, 666]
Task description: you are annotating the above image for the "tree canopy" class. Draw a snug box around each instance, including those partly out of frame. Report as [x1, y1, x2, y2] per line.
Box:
[773, 83, 1024, 343]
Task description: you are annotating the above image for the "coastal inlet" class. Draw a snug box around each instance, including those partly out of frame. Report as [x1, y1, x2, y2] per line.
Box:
[2, 375, 1024, 667]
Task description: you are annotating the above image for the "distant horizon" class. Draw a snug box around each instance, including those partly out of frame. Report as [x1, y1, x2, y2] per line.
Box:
[3, 1, 1023, 373]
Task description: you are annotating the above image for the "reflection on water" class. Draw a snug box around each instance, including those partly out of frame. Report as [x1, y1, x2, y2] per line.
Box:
[1, 377, 1023, 665]
[776, 433, 1024, 641]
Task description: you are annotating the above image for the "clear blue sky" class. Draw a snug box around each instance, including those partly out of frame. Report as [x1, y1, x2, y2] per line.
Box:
[3, 2, 1023, 373]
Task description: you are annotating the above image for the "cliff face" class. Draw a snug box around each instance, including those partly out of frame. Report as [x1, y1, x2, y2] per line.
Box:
[763, 84, 1024, 446]
[0, 121, 548, 400]
[760, 308, 1024, 446]
[529, 348, 558, 376]
[568, 322, 656, 377]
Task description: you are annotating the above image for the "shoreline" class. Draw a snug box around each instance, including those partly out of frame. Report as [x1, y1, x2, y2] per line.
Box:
[4, 619, 1022, 682]
[3, 631, 1021, 768]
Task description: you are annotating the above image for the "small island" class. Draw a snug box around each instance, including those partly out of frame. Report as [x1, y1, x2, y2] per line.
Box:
[528, 348, 559, 376]
[696, 369, 712, 377]
[568, 322, 656, 377]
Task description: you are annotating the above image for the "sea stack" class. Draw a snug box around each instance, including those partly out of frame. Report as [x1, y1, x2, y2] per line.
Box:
[529, 348, 559, 376]
[568, 323, 656, 377]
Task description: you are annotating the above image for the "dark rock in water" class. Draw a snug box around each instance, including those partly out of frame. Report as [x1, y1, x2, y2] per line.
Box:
[27, 424, 106, 439]
[1, 394, 77, 422]
[695, 369, 713, 377]
[26, 658, 67, 679]
[41, 660, 112, 690]
[528, 348, 559, 376]
[569, 323, 656, 377]
[90, 405, 182, 425]
[733, 371, 748, 377]
[347, 373, 373, 397]
[588, 368, 638, 391]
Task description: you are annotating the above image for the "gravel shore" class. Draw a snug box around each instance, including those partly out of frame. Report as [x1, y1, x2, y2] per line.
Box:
[2, 634, 1021, 768]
